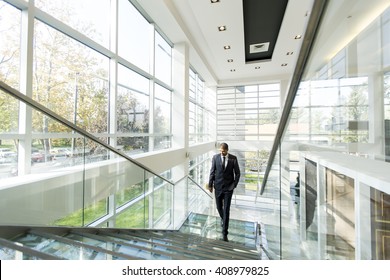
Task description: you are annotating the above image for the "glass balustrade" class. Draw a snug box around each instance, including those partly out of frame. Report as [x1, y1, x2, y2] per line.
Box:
[261, 0, 390, 260]
[0, 86, 211, 231]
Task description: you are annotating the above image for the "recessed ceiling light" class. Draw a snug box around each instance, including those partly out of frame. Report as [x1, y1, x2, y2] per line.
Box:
[218, 25, 227, 32]
[224, 45, 231, 50]
[211, 0, 220, 3]
[227, 59, 233, 62]
[230, 69, 236, 72]
[287, 52, 294, 55]
[281, 63, 288, 67]
[295, 35, 302, 39]
[255, 66, 260, 69]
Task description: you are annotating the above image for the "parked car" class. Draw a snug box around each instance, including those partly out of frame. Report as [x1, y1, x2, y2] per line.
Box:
[0, 151, 17, 164]
[52, 153, 69, 162]
[0, 148, 13, 157]
[31, 152, 45, 162]
[50, 148, 71, 156]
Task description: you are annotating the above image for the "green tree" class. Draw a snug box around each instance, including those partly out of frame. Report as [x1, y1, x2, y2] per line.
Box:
[343, 85, 368, 143]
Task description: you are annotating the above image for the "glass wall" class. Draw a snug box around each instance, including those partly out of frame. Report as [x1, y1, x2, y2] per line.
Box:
[0, 0, 180, 229]
[216, 83, 280, 209]
[262, 0, 390, 259]
[189, 68, 214, 144]
[0, 0, 173, 180]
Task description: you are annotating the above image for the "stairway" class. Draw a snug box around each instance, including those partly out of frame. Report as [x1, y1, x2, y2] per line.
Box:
[0, 214, 265, 260]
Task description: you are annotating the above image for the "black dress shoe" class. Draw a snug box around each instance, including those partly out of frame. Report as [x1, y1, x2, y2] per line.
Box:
[223, 235, 229, 242]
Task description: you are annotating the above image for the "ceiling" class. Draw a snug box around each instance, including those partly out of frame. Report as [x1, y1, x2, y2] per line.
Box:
[136, 0, 315, 86]
[242, 0, 288, 63]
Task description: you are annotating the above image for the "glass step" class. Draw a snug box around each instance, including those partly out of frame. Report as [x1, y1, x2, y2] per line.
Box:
[100, 230, 223, 260]
[0, 236, 65, 260]
[69, 231, 196, 260]
[113, 230, 254, 259]
[180, 213, 258, 247]
[3, 214, 261, 260]
[12, 232, 126, 260]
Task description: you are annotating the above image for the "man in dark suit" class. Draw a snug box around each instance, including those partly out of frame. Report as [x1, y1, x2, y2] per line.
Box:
[208, 142, 240, 241]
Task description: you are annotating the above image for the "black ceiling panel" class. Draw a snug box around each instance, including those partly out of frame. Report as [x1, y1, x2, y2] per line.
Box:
[243, 0, 288, 62]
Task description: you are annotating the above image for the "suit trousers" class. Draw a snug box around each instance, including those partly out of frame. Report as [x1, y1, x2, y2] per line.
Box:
[215, 189, 233, 236]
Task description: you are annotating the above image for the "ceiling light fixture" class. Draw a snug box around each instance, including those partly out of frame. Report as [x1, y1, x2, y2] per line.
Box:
[281, 63, 288, 67]
[294, 35, 302, 39]
[227, 59, 233, 62]
[210, 0, 220, 3]
[286, 52, 294, 55]
[224, 45, 231, 50]
[230, 69, 236, 72]
[218, 25, 227, 31]
[255, 66, 260, 69]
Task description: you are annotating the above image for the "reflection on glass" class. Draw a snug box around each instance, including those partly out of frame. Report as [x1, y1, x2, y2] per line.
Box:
[325, 168, 355, 260]
[265, 0, 390, 260]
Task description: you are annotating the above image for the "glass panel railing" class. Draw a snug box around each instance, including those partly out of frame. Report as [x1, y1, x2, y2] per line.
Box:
[262, 0, 390, 260]
[172, 176, 213, 230]
[172, 177, 188, 230]
[187, 177, 213, 215]
[0, 83, 175, 230]
[257, 150, 281, 259]
[152, 172, 173, 229]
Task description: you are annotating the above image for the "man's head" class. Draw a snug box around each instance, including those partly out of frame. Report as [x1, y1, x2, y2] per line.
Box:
[219, 142, 229, 156]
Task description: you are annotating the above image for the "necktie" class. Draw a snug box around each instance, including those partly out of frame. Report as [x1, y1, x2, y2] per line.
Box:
[222, 156, 226, 171]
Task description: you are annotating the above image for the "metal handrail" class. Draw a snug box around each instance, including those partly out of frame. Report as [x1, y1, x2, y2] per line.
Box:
[0, 80, 174, 186]
[260, 0, 328, 195]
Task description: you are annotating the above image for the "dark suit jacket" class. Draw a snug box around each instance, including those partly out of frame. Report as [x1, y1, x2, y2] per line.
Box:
[209, 153, 240, 192]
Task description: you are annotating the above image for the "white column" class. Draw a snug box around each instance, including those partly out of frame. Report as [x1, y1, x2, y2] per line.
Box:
[171, 42, 190, 181]
[18, 2, 34, 175]
[108, 0, 119, 148]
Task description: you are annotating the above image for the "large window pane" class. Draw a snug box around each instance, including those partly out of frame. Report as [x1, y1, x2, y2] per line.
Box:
[154, 84, 171, 150]
[118, 0, 150, 73]
[0, 2, 21, 89]
[155, 31, 172, 86]
[33, 20, 109, 133]
[35, 0, 110, 48]
[117, 65, 150, 134]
